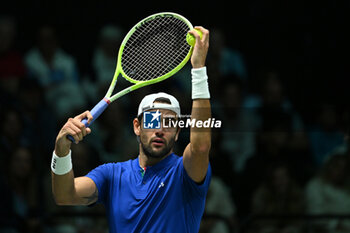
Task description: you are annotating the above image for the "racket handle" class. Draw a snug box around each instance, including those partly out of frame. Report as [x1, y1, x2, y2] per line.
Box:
[67, 98, 110, 143]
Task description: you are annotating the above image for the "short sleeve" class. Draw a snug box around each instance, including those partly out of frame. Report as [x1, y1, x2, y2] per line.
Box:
[180, 159, 212, 197]
[85, 163, 113, 204]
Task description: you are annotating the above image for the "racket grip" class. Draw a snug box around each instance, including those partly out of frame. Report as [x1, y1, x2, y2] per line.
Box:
[67, 98, 110, 143]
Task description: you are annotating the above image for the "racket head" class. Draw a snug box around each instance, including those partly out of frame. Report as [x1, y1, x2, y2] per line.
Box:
[117, 12, 193, 85]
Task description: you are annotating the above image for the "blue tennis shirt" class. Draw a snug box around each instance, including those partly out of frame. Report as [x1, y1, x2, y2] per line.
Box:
[86, 153, 212, 233]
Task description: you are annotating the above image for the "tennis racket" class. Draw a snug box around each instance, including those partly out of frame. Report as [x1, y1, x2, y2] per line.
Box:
[68, 12, 194, 143]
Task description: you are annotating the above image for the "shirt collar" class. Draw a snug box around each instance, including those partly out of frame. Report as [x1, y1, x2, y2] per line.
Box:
[132, 153, 177, 174]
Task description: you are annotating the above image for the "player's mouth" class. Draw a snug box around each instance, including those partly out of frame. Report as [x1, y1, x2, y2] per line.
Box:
[151, 138, 165, 147]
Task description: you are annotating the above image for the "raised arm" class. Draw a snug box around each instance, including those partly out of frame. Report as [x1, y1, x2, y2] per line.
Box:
[51, 111, 98, 206]
[183, 26, 211, 183]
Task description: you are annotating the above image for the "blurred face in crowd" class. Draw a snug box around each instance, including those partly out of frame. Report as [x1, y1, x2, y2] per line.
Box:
[37, 26, 58, 60]
[10, 147, 32, 180]
[2, 110, 22, 140]
[263, 72, 283, 105]
[100, 37, 120, 58]
[326, 156, 347, 186]
[0, 18, 15, 52]
[99, 26, 122, 58]
[209, 28, 225, 56]
[319, 104, 337, 131]
[224, 83, 241, 109]
[272, 166, 290, 195]
[261, 128, 289, 151]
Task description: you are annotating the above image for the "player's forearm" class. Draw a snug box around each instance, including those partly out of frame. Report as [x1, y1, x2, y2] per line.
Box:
[190, 63, 211, 155]
[190, 99, 211, 155]
[51, 148, 78, 205]
[51, 170, 77, 205]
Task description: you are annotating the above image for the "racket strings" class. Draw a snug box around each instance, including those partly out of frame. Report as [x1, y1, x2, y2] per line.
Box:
[125, 18, 182, 79]
[121, 15, 191, 82]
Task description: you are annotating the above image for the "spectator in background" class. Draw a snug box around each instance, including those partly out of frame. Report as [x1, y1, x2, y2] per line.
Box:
[0, 16, 26, 99]
[306, 153, 350, 233]
[251, 162, 305, 233]
[24, 25, 86, 122]
[242, 70, 311, 170]
[244, 70, 305, 133]
[237, 108, 312, 218]
[236, 109, 292, 217]
[95, 102, 138, 162]
[207, 28, 247, 80]
[307, 103, 344, 167]
[0, 147, 42, 233]
[18, 78, 56, 157]
[218, 75, 257, 175]
[88, 25, 124, 102]
[93, 25, 123, 87]
[206, 28, 247, 98]
[0, 108, 28, 166]
[199, 176, 237, 233]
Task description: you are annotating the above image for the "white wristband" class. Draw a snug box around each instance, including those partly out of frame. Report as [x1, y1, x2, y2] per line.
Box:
[51, 150, 73, 175]
[191, 67, 210, 99]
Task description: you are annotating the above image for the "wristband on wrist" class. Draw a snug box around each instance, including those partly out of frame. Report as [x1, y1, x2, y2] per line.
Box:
[191, 67, 210, 99]
[51, 150, 73, 175]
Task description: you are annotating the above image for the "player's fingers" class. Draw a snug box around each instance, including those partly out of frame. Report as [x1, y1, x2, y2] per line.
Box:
[194, 26, 209, 43]
[86, 127, 92, 135]
[69, 117, 88, 137]
[189, 28, 201, 41]
[67, 119, 84, 142]
[63, 122, 81, 144]
[194, 26, 209, 35]
[75, 111, 94, 124]
[85, 111, 93, 124]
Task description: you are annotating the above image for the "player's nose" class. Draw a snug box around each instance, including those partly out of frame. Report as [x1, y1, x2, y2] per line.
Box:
[154, 126, 165, 136]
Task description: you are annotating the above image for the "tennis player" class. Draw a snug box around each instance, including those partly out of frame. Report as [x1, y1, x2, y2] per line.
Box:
[51, 26, 211, 233]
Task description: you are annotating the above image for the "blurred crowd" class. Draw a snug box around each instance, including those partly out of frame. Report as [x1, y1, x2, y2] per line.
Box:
[0, 12, 349, 233]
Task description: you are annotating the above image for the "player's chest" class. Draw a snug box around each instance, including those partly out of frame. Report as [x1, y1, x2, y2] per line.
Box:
[110, 169, 182, 217]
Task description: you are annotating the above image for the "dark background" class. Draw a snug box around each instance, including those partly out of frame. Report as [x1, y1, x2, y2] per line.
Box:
[1, 1, 350, 232]
[3, 1, 349, 108]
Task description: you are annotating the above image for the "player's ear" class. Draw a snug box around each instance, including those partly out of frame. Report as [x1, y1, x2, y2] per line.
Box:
[133, 118, 141, 136]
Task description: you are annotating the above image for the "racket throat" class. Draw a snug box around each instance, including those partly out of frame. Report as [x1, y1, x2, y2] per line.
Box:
[103, 97, 111, 104]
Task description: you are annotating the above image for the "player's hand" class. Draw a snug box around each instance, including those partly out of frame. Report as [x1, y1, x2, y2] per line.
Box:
[55, 111, 93, 157]
[189, 26, 209, 69]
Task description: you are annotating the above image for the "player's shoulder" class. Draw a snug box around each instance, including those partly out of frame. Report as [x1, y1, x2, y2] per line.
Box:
[173, 153, 183, 163]
[167, 153, 184, 170]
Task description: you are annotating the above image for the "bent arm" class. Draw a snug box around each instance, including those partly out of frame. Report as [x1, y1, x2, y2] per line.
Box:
[51, 111, 97, 206]
[52, 171, 98, 206]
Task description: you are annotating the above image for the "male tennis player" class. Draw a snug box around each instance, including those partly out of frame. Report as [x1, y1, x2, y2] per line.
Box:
[51, 26, 211, 233]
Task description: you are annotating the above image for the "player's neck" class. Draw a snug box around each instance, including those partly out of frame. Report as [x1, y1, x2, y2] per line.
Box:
[138, 151, 172, 167]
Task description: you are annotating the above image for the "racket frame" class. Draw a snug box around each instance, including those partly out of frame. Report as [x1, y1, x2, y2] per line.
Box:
[106, 12, 194, 103]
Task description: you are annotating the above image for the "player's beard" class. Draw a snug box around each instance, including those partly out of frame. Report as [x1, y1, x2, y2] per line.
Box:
[140, 135, 176, 159]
